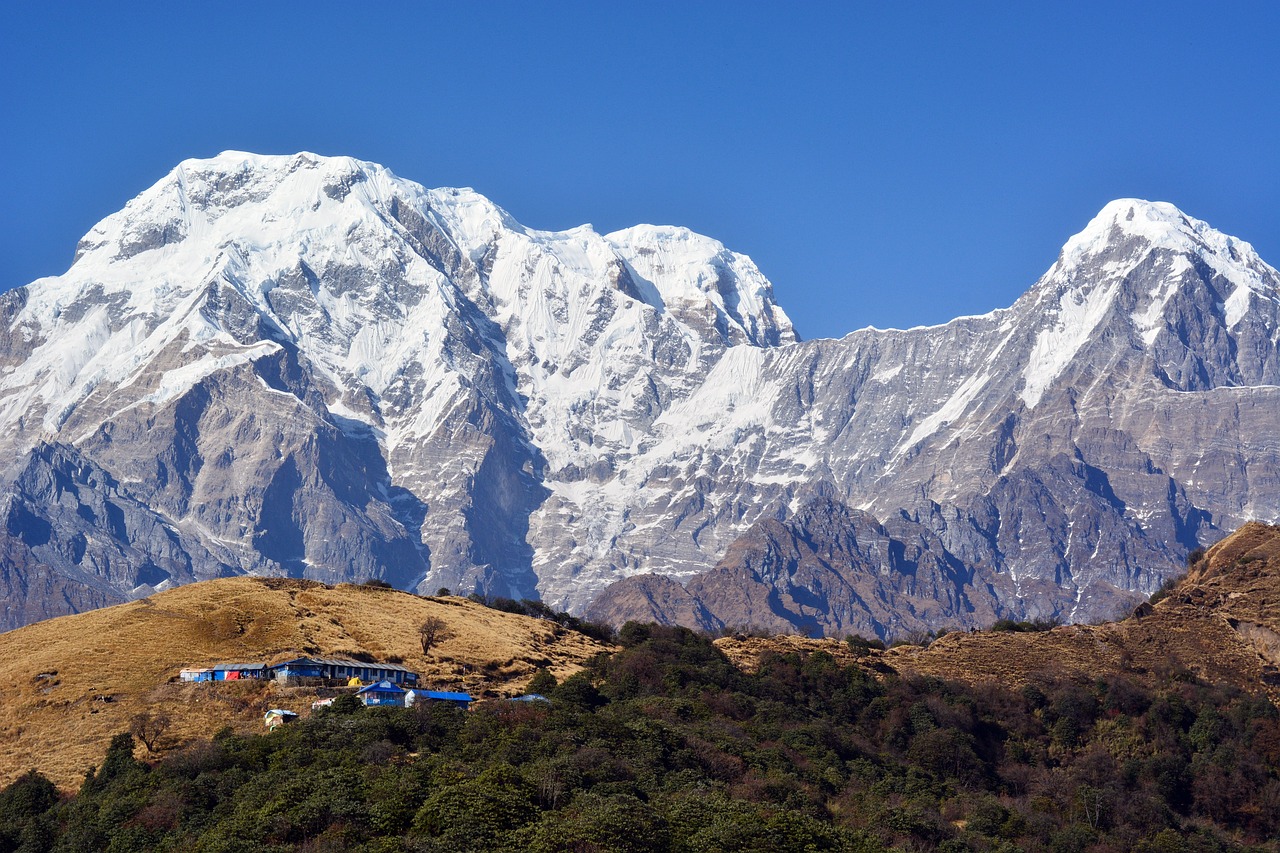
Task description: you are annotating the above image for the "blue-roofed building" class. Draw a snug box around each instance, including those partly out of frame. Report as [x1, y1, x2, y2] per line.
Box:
[356, 680, 408, 707]
[184, 657, 420, 687]
[270, 658, 328, 681]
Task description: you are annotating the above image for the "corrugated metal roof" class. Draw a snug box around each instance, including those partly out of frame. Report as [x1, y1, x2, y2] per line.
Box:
[271, 657, 417, 673]
[210, 663, 267, 671]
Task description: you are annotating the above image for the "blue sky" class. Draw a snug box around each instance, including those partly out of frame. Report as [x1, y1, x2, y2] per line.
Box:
[2, 2, 1277, 340]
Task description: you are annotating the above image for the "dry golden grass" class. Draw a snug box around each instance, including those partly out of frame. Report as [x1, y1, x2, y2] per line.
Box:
[9, 524, 1279, 792]
[0, 577, 612, 789]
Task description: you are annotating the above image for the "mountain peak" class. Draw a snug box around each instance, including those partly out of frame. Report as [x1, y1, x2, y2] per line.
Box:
[175, 149, 382, 182]
[1015, 198, 1280, 408]
[1059, 198, 1264, 271]
[69, 151, 410, 268]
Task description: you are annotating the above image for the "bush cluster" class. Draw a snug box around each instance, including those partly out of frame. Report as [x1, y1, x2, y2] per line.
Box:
[466, 594, 618, 644]
[990, 617, 1061, 633]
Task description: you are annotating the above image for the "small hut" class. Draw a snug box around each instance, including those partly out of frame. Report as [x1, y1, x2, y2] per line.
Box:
[212, 663, 267, 680]
[264, 709, 299, 731]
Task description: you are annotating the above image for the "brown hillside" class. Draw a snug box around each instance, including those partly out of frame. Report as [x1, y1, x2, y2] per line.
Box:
[887, 523, 1280, 697]
[0, 577, 611, 789]
[715, 524, 1280, 705]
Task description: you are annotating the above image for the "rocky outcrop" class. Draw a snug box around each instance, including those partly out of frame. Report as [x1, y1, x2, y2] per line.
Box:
[584, 573, 723, 634]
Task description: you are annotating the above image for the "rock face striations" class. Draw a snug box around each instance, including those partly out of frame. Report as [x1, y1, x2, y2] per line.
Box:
[1, 152, 1278, 634]
[591, 200, 1280, 636]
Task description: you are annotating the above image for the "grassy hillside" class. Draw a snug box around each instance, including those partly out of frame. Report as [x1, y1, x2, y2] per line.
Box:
[0, 577, 612, 788]
[7, 517, 1280, 845]
[885, 522, 1280, 698]
[713, 523, 1280, 707]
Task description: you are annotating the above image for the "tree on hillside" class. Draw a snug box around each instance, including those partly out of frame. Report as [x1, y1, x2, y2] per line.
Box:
[526, 668, 557, 695]
[419, 616, 453, 656]
[129, 710, 171, 754]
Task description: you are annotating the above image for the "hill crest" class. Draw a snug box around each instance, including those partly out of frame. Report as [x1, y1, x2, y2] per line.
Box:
[0, 576, 611, 789]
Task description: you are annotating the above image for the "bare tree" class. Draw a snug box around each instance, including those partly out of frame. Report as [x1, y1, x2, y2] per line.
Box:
[418, 616, 453, 655]
[130, 710, 172, 753]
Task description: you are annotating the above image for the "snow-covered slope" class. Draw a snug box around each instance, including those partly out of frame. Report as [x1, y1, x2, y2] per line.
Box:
[1, 155, 1278, 633]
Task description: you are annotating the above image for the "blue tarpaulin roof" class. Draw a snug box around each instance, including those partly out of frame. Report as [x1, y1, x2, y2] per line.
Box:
[418, 690, 472, 702]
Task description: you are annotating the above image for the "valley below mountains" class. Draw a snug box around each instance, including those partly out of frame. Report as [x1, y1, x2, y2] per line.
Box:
[2, 151, 1278, 636]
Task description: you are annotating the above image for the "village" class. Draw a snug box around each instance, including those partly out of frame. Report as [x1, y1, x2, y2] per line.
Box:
[177, 655, 546, 730]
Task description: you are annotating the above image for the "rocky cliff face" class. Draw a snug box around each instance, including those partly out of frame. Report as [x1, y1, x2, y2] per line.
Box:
[588, 496, 989, 638]
[1, 153, 1277, 633]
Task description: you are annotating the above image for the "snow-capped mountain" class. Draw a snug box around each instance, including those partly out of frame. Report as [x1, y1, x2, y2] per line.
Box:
[1, 153, 1277, 634]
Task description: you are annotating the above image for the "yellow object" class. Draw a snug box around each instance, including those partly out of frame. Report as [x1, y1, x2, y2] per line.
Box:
[348, 676, 362, 687]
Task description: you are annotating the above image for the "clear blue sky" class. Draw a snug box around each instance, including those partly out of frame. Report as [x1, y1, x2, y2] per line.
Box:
[3, 2, 1277, 340]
